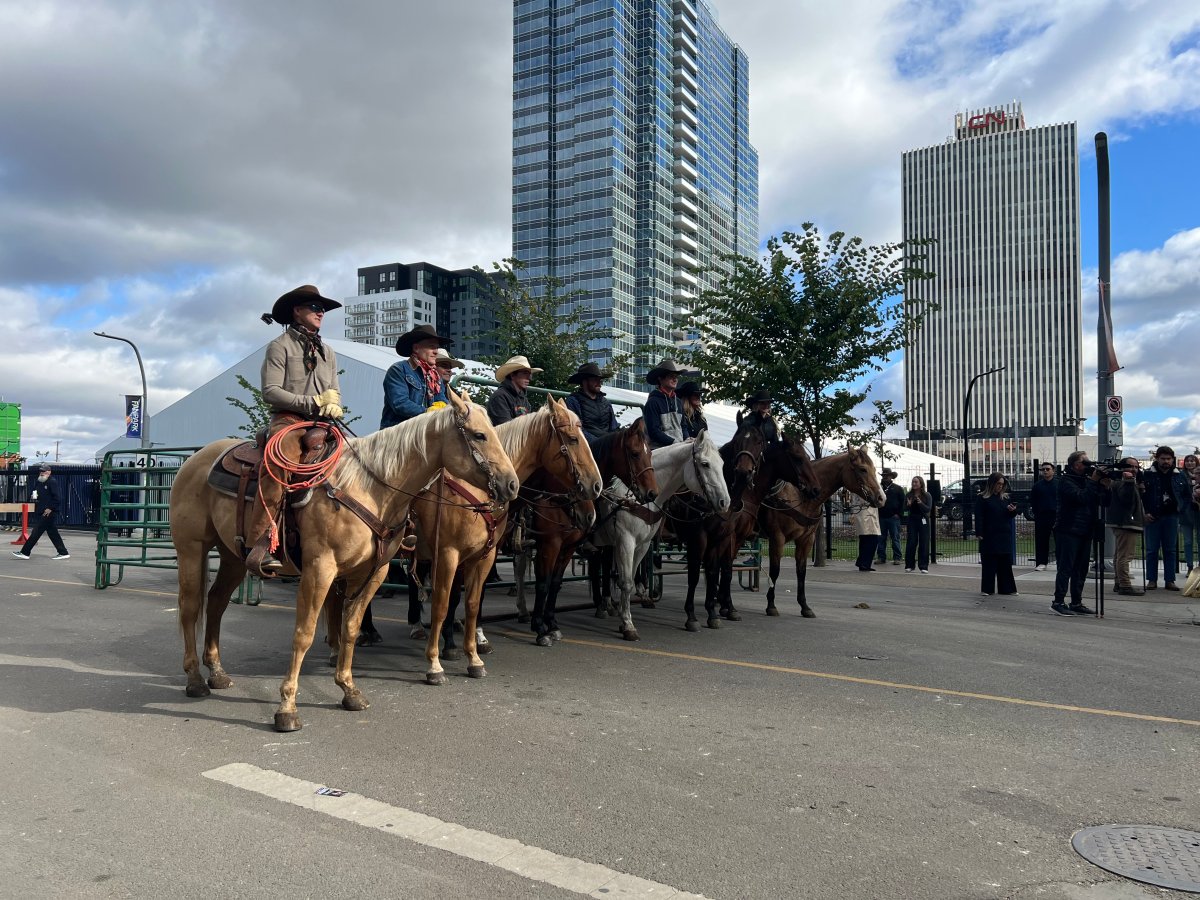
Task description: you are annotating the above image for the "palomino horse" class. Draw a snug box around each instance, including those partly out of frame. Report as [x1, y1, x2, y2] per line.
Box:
[169, 388, 519, 732]
[372, 398, 602, 680]
[588, 431, 730, 640]
[759, 447, 885, 618]
[515, 419, 658, 646]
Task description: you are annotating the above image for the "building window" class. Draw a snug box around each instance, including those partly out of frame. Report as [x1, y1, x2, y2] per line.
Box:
[379, 274, 386, 283]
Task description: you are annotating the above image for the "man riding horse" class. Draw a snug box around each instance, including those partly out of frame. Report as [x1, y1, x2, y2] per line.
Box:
[742, 388, 821, 497]
[487, 356, 541, 425]
[564, 361, 620, 444]
[643, 357, 699, 448]
[246, 285, 343, 577]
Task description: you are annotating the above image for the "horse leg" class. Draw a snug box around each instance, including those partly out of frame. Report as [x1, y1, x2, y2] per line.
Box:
[333, 566, 389, 712]
[424, 551, 459, 685]
[684, 533, 703, 632]
[529, 543, 553, 646]
[325, 582, 344, 667]
[719, 557, 740, 620]
[177, 539, 213, 697]
[545, 547, 573, 643]
[201, 546, 246, 690]
[613, 534, 640, 641]
[407, 564, 427, 639]
[462, 551, 493, 678]
[765, 532, 785, 617]
[588, 550, 607, 618]
[514, 547, 531, 623]
[275, 562, 339, 732]
[441, 570, 464, 661]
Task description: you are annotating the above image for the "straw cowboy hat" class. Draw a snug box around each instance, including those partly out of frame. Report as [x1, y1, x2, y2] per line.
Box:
[744, 389, 773, 406]
[677, 381, 707, 399]
[496, 355, 543, 382]
[262, 285, 342, 326]
[394, 323, 454, 357]
[435, 348, 464, 369]
[645, 358, 698, 385]
[567, 362, 613, 384]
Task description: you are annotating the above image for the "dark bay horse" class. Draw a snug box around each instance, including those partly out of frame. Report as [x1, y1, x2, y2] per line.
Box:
[759, 448, 885, 618]
[170, 388, 519, 732]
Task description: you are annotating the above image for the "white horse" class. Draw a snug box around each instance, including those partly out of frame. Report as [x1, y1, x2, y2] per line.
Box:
[587, 431, 730, 640]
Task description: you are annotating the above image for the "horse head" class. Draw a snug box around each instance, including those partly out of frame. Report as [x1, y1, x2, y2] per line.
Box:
[444, 387, 520, 504]
[545, 396, 603, 500]
[684, 431, 731, 514]
[618, 419, 658, 503]
[722, 418, 764, 490]
[844, 446, 886, 508]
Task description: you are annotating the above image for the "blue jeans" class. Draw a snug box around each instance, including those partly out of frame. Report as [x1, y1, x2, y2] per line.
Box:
[877, 517, 902, 561]
[1144, 515, 1179, 584]
[1182, 516, 1199, 570]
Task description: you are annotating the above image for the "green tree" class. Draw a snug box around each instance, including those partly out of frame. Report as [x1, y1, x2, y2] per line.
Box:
[845, 399, 905, 470]
[682, 223, 936, 459]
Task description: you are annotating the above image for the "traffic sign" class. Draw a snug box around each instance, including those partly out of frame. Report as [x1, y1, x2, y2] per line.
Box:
[1106, 396, 1123, 415]
[1107, 414, 1124, 446]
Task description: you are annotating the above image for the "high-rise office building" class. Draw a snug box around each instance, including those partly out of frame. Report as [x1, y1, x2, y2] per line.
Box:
[902, 101, 1081, 447]
[343, 262, 499, 361]
[513, 0, 758, 388]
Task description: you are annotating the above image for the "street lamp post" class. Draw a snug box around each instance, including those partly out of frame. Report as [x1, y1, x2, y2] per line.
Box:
[94, 332, 149, 450]
[961, 365, 1006, 537]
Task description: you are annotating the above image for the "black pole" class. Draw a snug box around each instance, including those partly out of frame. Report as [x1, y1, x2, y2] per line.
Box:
[928, 462, 938, 566]
[1096, 132, 1115, 465]
[961, 365, 1006, 537]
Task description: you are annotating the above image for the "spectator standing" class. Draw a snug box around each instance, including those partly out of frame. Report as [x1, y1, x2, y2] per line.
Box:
[1106, 457, 1145, 596]
[1029, 463, 1059, 570]
[876, 468, 904, 566]
[903, 475, 932, 573]
[12, 464, 70, 560]
[1051, 450, 1111, 615]
[975, 472, 1020, 596]
[848, 493, 880, 572]
[1181, 453, 1199, 571]
[1141, 446, 1190, 590]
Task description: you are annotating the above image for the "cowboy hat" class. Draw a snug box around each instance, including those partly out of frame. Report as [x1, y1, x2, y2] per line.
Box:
[743, 389, 772, 406]
[496, 355, 543, 382]
[677, 381, 707, 399]
[263, 285, 342, 326]
[881, 468, 898, 478]
[435, 348, 464, 369]
[645, 358, 698, 385]
[394, 323, 454, 357]
[567, 362, 613, 384]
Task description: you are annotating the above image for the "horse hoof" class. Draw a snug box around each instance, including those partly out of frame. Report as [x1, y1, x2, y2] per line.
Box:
[594, 607, 608, 618]
[274, 712, 302, 733]
[467, 665, 487, 679]
[441, 647, 462, 661]
[766, 607, 781, 617]
[477, 641, 493, 655]
[549, 630, 563, 642]
[517, 614, 531, 624]
[341, 691, 369, 712]
[801, 608, 816, 619]
[706, 618, 720, 629]
[536, 635, 553, 648]
[409, 626, 427, 640]
[721, 609, 742, 622]
[685, 620, 700, 632]
[641, 600, 656, 609]
[327, 652, 338, 667]
[207, 672, 233, 690]
[425, 671, 448, 686]
[185, 682, 211, 698]
[621, 629, 640, 642]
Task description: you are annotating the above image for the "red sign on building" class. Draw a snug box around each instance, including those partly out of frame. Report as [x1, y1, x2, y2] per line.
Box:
[967, 111, 1006, 129]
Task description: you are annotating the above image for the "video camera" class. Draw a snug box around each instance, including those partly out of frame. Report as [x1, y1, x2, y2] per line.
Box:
[1082, 459, 1138, 479]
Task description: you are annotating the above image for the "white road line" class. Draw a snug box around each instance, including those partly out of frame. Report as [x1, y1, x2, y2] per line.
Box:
[203, 763, 711, 899]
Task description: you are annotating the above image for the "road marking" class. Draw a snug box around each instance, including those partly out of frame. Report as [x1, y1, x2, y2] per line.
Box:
[204, 762, 708, 899]
[504, 632, 1200, 729]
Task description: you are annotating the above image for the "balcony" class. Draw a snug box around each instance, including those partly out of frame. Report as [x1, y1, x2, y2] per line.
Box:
[346, 313, 377, 326]
[346, 327, 376, 339]
[673, 247, 699, 269]
[673, 0, 698, 16]
[673, 268, 699, 287]
[673, 119, 698, 144]
[380, 299, 408, 310]
[673, 155, 698, 180]
[673, 83, 698, 111]
[672, 46, 698, 75]
[379, 311, 409, 324]
[672, 12, 698, 40]
[380, 323, 409, 336]
[673, 211, 698, 233]
[672, 283, 699, 303]
[673, 175, 699, 198]
[673, 28, 697, 57]
[674, 141, 699, 166]
[673, 102, 698, 129]
[673, 231, 699, 253]
[672, 193, 698, 216]
[673, 63, 698, 94]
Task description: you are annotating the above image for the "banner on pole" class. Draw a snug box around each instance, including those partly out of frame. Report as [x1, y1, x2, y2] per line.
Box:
[125, 395, 143, 439]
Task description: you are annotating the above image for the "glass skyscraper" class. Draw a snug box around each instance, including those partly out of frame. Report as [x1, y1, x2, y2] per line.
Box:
[512, 0, 758, 388]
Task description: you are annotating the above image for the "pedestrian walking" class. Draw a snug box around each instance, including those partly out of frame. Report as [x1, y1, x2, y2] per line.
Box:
[12, 464, 70, 560]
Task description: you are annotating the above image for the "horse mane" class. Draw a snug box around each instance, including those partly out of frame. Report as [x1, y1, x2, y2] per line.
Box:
[335, 404, 467, 492]
[589, 425, 627, 468]
[496, 403, 552, 462]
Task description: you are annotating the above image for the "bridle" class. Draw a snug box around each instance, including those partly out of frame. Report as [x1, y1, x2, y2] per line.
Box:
[453, 410, 502, 505]
[621, 427, 656, 504]
[516, 410, 596, 533]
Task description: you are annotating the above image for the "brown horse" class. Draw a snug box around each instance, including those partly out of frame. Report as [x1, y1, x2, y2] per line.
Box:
[759, 448, 885, 618]
[170, 388, 519, 732]
[343, 397, 602, 682]
[516, 418, 658, 646]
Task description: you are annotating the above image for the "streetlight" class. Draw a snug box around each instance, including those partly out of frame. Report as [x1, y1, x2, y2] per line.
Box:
[961, 365, 1006, 537]
[94, 332, 149, 450]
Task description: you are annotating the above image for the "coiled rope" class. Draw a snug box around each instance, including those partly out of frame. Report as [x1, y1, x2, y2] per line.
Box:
[260, 421, 345, 551]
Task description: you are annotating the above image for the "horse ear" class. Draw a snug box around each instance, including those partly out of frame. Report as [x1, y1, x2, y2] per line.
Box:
[736, 410, 743, 426]
[446, 386, 470, 415]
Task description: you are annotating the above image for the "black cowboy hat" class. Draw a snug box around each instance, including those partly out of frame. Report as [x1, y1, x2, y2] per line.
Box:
[743, 389, 772, 406]
[645, 358, 698, 385]
[677, 381, 706, 399]
[394, 323, 454, 357]
[881, 468, 898, 479]
[262, 285, 342, 326]
[567, 362, 613, 384]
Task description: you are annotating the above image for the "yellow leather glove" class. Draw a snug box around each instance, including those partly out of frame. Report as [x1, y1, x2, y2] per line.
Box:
[318, 402, 344, 419]
[314, 388, 341, 407]
[426, 401, 448, 413]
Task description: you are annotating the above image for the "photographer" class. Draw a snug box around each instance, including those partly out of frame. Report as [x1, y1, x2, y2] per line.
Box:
[1105, 457, 1145, 596]
[1051, 450, 1111, 616]
[1141, 446, 1190, 591]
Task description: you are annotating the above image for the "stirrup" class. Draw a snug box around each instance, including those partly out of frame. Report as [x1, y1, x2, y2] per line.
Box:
[245, 544, 283, 578]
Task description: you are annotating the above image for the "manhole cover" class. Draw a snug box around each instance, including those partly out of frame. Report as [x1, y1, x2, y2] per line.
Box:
[1072, 825, 1200, 893]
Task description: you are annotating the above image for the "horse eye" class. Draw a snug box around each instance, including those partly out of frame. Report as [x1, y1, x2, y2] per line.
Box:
[701, 461, 711, 468]
[472, 431, 487, 441]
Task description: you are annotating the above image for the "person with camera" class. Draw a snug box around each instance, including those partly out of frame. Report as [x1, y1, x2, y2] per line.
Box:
[1051, 450, 1111, 616]
[975, 472, 1020, 596]
[1106, 457, 1145, 596]
[1141, 445, 1190, 591]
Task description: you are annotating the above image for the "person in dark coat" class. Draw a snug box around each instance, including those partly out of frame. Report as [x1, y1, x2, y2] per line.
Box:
[975, 472, 1020, 596]
[1105, 457, 1145, 596]
[1051, 450, 1111, 616]
[742, 389, 779, 444]
[642, 358, 697, 448]
[876, 468, 904, 566]
[1029, 463, 1058, 570]
[486, 356, 542, 426]
[564, 362, 619, 443]
[13, 464, 70, 560]
[903, 475, 932, 573]
[1140, 445, 1191, 591]
[678, 381, 708, 438]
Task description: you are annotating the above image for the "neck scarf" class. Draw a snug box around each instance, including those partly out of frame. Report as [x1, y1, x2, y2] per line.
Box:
[290, 325, 325, 373]
[413, 357, 442, 402]
[658, 388, 676, 401]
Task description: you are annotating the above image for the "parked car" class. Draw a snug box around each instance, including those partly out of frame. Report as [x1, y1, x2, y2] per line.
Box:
[938, 474, 1036, 521]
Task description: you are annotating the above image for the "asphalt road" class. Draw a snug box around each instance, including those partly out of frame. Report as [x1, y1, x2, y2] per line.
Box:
[1, 532, 1198, 899]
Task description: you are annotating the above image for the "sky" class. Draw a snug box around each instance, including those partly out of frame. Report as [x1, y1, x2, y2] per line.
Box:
[2, 0, 1198, 463]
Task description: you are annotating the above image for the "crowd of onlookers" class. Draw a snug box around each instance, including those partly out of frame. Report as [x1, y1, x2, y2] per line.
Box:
[846, 447, 1200, 613]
